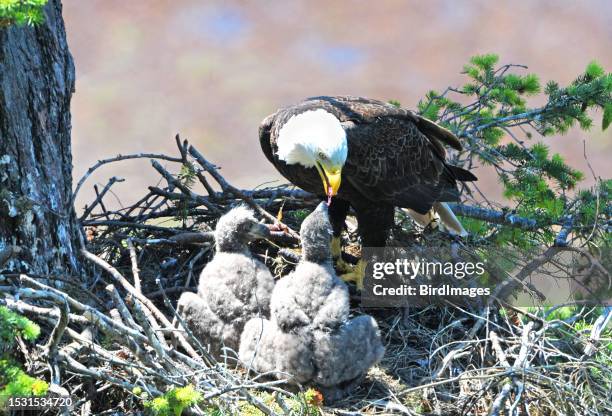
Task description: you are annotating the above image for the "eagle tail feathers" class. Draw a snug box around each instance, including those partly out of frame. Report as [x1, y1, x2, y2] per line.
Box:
[448, 165, 478, 182]
[434, 202, 469, 237]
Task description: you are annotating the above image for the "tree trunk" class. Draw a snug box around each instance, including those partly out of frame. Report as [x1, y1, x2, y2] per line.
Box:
[0, 0, 81, 277]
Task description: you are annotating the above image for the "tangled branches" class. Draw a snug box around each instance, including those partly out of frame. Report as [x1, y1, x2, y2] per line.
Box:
[1, 134, 610, 415]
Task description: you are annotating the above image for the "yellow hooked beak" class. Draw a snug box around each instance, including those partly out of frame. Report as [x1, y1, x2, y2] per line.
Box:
[315, 162, 342, 197]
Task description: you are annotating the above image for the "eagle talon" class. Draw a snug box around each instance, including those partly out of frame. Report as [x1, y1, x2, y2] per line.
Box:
[340, 259, 367, 291]
[335, 257, 354, 274]
[331, 236, 343, 258]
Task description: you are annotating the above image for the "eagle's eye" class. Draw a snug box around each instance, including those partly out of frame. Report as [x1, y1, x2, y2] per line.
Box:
[317, 151, 327, 161]
[237, 221, 250, 233]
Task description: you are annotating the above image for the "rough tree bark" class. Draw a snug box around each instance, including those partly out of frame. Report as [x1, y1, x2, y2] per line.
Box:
[0, 0, 81, 277]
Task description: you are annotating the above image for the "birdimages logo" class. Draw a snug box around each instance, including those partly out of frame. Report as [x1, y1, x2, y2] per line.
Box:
[360, 247, 494, 307]
[361, 246, 611, 308]
[366, 258, 491, 306]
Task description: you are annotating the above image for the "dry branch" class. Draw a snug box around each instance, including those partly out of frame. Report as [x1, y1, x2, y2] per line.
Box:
[81, 249, 202, 361]
[2, 137, 607, 415]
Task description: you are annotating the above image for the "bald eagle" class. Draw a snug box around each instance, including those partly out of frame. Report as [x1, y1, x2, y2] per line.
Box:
[259, 96, 476, 287]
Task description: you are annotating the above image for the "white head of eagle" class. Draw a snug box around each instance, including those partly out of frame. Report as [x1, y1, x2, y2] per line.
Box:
[276, 109, 348, 197]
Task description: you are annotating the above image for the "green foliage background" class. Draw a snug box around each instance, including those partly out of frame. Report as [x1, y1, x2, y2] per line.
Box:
[0, 0, 48, 26]
[415, 54, 610, 251]
[0, 307, 48, 407]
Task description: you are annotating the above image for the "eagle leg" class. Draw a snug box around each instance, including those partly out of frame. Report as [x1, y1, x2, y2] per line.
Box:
[328, 198, 352, 273]
[331, 236, 353, 274]
[404, 203, 468, 237]
[331, 235, 342, 258]
[340, 259, 367, 291]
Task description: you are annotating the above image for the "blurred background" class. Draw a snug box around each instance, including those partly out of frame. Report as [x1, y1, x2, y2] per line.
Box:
[63, 0, 611, 210]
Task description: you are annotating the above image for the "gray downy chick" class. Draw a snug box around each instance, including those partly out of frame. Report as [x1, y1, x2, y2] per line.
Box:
[270, 202, 349, 332]
[239, 317, 315, 384]
[312, 315, 385, 400]
[241, 202, 384, 398]
[177, 205, 275, 357]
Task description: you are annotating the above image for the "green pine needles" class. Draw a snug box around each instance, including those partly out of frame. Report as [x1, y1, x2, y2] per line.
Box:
[0, 306, 40, 347]
[143, 385, 202, 416]
[139, 385, 323, 416]
[0, 0, 48, 27]
[414, 54, 610, 249]
[0, 307, 48, 407]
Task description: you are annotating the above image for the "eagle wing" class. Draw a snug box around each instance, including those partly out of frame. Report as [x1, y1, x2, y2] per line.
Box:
[344, 116, 456, 213]
[306, 96, 465, 214]
[304, 96, 462, 153]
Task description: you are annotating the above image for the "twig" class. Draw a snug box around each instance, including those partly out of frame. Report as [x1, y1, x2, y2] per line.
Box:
[81, 250, 202, 361]
[429, 306, 491, 381]
[447, 203, 538, 230]
[489, 331, 510, 367]
[128, 295, 167, 360]
[105, 284, 141, 331]
[493, 247, 558, 302]
[45, 297, 69, 389]
[1, 297, 89, 326]
[150, 159, 221, 214]
[489, 322, 534, 416]
[583, 306, 612, 357]
[81, 220, 185, 233]
[18, 275, 147, 342]
[188, 145, 300, 239]
[79, 176, 124, 222]
[72, 153, 183, 205]
[554, 215, 574, 247]
[45, 298, 69, 359]
[127, 239, 142, 293]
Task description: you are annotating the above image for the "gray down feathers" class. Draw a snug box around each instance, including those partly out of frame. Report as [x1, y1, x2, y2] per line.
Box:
[239, 202, 385, 393]
[240, 318, 315, 384]
[177, 205, 275, 356]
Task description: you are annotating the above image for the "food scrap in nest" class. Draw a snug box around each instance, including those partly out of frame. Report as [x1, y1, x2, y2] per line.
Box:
[268, 203, 290, 233]
[85, 226, 98, 242]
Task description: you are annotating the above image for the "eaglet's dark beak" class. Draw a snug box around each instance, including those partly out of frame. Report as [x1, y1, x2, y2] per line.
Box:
[247, 222, 271, 240]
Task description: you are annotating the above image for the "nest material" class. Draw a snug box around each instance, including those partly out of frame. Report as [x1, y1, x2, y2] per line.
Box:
[0, 136, 610, 415]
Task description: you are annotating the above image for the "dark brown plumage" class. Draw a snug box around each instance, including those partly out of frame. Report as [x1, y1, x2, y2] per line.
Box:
[260, 95, 476, 248]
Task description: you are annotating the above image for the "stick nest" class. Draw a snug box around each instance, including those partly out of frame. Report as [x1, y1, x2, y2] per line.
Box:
[1, 136, 610, 416]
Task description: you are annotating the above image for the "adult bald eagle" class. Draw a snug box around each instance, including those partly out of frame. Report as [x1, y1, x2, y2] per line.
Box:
[260, 96, 476, 288]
